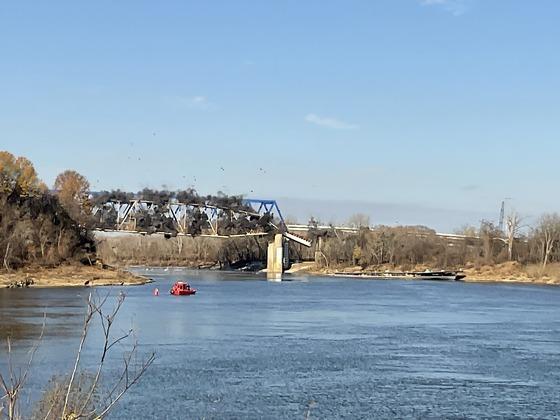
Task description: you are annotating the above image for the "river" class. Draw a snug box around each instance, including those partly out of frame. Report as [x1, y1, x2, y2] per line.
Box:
[1, 269, 559, 418]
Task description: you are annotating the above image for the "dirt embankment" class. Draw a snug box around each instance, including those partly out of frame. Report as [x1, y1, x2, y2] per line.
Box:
[295, 261, 560, 286]
[0, 264, 152, 288]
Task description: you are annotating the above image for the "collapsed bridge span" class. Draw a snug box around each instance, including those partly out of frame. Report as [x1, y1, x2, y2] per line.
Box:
[92, 198, 311, 279]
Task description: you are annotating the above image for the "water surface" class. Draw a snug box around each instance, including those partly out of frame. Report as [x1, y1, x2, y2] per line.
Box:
[1, 269, 559, 418]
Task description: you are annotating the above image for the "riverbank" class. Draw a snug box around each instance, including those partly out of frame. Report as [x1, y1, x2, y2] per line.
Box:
[0, 264, 152, 288]
[10, 260, 555, 288]
[291, 261, 560, 286]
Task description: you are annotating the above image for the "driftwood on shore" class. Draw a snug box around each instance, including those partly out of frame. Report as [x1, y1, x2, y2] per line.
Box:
[5, 277, 34, 288]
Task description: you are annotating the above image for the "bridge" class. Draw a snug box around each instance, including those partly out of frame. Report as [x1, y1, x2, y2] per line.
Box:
[92, 198, 313, 280]
[92, 197, 482, 279]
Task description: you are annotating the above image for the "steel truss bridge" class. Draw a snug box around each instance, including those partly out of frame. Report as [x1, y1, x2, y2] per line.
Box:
[92, 198, 312, 247]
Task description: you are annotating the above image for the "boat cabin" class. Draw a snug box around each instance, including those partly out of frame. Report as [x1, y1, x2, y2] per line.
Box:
[170, 281, 196, 296]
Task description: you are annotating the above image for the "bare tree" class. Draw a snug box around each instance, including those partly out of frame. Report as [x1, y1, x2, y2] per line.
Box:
[533, 213, 560, 270]
[505, 211, 522, 261]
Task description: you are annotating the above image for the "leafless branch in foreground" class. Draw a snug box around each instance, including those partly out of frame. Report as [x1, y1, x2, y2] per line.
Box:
[53, 291, 155, 420]
[1, 292, 155, 420]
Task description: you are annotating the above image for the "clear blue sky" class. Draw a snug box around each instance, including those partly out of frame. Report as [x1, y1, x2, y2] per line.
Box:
[1, 0, 559, 228]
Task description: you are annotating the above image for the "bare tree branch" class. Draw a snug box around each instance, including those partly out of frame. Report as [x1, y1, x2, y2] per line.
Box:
[61, 293, 94, 419]
[3, 290, 154, 420]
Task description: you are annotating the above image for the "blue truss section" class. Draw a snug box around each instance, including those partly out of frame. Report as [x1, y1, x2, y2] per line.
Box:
[242, 199, 286, 230]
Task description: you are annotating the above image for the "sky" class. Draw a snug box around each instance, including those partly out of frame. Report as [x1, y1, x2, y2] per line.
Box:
[1, 0, 559, 230]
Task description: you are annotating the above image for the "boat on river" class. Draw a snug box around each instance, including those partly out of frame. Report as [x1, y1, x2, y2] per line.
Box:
[407, 270, 466, 281]
[170, 281, 197, 296]
[332, 270, 466, 281]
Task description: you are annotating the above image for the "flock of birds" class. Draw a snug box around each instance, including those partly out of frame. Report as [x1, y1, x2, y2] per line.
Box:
[91, 137, 272, 197]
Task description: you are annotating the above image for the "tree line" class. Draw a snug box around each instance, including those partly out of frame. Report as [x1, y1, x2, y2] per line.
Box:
[0, 152, 94, 269]
[0, 151, 273, 270]
[3, 150, 560, 273]
[307, 214, 560, 273]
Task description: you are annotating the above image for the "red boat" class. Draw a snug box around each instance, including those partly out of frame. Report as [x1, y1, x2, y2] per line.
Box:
[170, 281, 197, 296]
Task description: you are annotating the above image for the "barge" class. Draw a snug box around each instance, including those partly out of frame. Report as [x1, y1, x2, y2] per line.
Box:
[332, 270, 466, 281]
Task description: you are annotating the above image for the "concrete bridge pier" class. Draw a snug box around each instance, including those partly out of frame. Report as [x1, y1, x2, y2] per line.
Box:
[314, 236, 325, 266]
[267, 234, 285, 281]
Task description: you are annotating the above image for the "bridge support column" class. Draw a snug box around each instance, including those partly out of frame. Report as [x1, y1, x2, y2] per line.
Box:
[267, 234, 284, 281]
[314, 237, 324, 266]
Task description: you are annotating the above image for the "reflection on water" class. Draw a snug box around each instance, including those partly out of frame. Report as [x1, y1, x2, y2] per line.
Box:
[1, 269, 560, 418]
[0, 287, 86, 341]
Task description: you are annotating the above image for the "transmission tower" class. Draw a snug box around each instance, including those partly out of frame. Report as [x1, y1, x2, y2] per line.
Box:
[498, 200, 505, 232]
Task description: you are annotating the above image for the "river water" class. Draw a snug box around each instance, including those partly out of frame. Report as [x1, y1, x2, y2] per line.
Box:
[1, 269, 559, 419]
